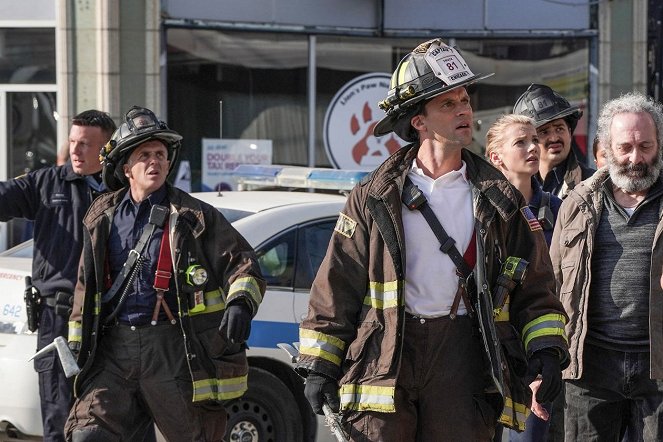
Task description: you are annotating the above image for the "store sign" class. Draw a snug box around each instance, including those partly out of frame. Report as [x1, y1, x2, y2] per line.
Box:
[323, 73, 406, 170]
[201, 139, 272, 191]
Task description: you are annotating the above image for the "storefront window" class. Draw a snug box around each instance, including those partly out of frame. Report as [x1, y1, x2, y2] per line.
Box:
[167, 29, 308, 186]
[6, 91, 57, 246]
[317, 36, 590, 161]
[166, 28, 589, 188]
[0, 28, 55, 84]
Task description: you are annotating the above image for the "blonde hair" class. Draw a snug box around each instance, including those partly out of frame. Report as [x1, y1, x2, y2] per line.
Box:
[485, 114, 536, 159]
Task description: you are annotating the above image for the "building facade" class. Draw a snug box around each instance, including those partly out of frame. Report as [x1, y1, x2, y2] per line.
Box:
[0, 0, 656, 246]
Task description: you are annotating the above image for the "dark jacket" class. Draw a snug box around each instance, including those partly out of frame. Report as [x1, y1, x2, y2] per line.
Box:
[0, 163, 97, 296]
[68, 184, 266, 402]
[529, 177, 562, 246]
[297, 145, 569, 430]
[539, 148, 595, 199]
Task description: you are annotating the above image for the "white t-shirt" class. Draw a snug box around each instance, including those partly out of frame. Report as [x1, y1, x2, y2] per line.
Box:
[402, 159, 474, 317]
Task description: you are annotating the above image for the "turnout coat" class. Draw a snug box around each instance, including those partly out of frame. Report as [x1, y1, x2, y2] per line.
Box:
[297, 145, 569, 430]
[68, 184, 265, 404]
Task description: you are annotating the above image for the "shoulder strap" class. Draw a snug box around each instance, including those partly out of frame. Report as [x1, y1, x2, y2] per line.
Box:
[402, 177, 474, 279]
[101, 204, 169, 304]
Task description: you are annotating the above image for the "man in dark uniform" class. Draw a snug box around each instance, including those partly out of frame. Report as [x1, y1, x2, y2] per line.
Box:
[0, 110, 116, 442]
[514, 84, 594, 199]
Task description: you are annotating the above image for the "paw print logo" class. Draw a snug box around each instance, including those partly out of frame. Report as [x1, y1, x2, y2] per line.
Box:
[350, 102, 402, 167]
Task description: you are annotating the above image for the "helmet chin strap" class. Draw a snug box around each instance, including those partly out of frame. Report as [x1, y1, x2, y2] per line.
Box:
[100, 106, 182, 191]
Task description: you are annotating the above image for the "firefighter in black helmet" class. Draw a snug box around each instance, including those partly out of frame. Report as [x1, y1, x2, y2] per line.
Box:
[65, 106, 265, 441]
[514, 84, 595, 198]
[297, 39, 569, 441]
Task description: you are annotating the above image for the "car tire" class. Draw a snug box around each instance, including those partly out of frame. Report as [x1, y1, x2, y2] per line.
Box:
[224, 366, 304, 442]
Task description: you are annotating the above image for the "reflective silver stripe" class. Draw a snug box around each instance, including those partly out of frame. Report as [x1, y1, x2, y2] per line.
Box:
[339, 384, 395, 412]
[363, 281, 400, 309]
[299, 328, 345, 366]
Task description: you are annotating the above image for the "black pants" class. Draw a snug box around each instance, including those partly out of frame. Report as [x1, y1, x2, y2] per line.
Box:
[36, 306, 72, 442]
[343, 314, 496, 441]
[65, 323, 227, 442]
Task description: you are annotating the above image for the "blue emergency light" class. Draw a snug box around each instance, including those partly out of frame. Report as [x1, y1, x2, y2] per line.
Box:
[233, 165, 370, 191]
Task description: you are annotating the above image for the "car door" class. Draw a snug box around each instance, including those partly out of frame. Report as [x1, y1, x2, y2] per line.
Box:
[247, 218, 336, 350]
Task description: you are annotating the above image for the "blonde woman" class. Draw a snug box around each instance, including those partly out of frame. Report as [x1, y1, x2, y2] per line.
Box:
[486, 114, 561, 246]
[486, 114, 563, 442]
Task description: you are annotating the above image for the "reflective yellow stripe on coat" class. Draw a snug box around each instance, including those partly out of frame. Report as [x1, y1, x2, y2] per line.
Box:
[192, 374, 248, 401]
[228, 276, 263, 306]
[498, 397, 530, 431]
[363, 280, 401, 310]
[522, 313, 567, 353]
[299, 328, 346, 367]
[68, 321, 82, 343]
[340, 384, 395, 412]
[188, 289, 226, 316]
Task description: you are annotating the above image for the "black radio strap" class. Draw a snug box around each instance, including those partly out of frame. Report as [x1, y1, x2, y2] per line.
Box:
[537, 191, 554, 231]
[402, 177, 473, 279]
[101, 204, 170, 304]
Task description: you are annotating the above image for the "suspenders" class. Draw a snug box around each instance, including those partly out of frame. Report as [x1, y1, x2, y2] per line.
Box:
[402, 177, 476, 318]
[151, 219, 176, 325]
[102, 204, 176, 325]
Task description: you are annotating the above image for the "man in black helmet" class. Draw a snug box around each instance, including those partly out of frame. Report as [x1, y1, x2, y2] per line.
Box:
[64, 106, 265, 441]
[514, 84, 594, 198]
[297, 39, 569, 441]
[0, 110, 115, 442]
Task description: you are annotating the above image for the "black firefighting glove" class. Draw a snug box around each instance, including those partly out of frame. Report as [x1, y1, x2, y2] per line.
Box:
[304, 372, 340, 415]
[525, 348, 562, 403]
[219, 299, 252, 344]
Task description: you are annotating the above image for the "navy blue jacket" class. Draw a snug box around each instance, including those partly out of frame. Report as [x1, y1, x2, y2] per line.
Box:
[529, 177, 562, 247]
[0, 163, 100, 297]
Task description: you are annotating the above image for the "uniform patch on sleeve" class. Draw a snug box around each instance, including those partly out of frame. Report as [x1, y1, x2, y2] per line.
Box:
[335, 212, 357, 238]
[520, 206, 543, 232]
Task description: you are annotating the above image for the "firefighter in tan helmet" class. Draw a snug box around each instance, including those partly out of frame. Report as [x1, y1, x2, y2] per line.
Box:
[296, 39, 570, 441]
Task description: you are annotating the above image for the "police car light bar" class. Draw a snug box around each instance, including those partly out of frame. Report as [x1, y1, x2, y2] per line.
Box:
[233, 165, 369, 191]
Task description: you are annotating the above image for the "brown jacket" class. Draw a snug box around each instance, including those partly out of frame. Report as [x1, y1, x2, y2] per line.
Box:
[550, 168, 663, 379]
[68, 184, 265, 402]
[297, 145, 569, 429]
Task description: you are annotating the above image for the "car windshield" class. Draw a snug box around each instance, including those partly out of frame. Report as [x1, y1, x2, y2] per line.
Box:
[217, 208, 254, 223]
[0, 240, 32, 258]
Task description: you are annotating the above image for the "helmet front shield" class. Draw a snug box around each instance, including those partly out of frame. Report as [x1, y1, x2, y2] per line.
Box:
[374, 39, 493, 139]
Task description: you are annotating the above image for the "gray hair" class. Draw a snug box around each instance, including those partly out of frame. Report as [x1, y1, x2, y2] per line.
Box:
[596, 92, 663, 151]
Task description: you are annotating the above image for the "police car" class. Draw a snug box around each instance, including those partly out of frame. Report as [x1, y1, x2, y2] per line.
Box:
[0, 166, 367, 442]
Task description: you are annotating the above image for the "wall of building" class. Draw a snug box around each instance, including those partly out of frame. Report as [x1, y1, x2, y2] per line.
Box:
[598, 0, 648, 107]
[56, 0, 161, 146]
[161, 0, 589, 32]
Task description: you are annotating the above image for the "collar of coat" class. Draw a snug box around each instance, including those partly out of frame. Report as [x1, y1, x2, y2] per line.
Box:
[566, 165, 663, 208]
[84, 183, 206, 237]
[361, 143, 522, 222]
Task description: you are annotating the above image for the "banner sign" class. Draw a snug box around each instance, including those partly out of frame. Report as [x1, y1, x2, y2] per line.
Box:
[201, 139, 272, 191]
